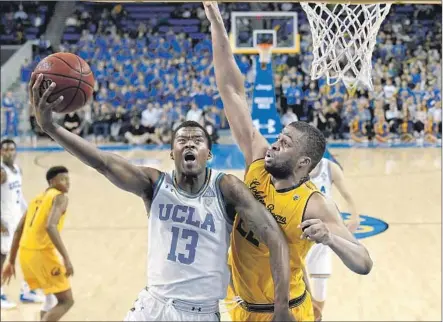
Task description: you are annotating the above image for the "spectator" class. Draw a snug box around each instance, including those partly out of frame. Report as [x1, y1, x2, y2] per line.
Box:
[2, 92, 18, 137]
[281, 108, 298, 126]
[92, 103, 112, 142]
[325, 101, 343, 139]
[285, 81, 304, 118]
[155, 113, 173, 144]
[186, 103, 203, 123]
[141, 103, 161, 134]
[383, 78, 397, 101]
[124, 116, 161, 145]
[63, 112, 82, 136]
[428, 101, 442, 134]
[413, 104, 427, 137]
[385, 102, 402, 134]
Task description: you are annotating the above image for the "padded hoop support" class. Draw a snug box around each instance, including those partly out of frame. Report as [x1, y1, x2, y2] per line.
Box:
[257, 44, 273, 64]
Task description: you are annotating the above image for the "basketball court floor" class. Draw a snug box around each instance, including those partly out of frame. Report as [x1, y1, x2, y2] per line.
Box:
[1, 146, 441, 321]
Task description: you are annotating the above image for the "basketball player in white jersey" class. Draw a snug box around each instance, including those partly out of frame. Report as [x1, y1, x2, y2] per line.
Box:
[306, 157, 359, 321]
[1, 139, 44, 309]
[30, 74, 295, 321]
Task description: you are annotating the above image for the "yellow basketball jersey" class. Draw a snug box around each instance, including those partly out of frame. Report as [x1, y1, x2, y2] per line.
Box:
[229, 159, 317, 304]
[20, 188, 67, 250]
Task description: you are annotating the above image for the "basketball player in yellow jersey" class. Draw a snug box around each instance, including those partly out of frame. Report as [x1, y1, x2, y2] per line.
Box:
[2, 166, 74, 321]
[205, 2, 373, 321]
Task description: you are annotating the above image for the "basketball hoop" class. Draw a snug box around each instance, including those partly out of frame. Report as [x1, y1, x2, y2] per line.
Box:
[300, 2, 392, 91]
[257, 44, 273, 69]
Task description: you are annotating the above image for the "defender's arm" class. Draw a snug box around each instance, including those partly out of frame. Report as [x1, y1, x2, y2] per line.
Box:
[303, 193, 373, 275]
[219, 174, 291, 310]
[205, 2, 269, 166]
[46, 194, 70, 264]
[330, 162, 360, 232]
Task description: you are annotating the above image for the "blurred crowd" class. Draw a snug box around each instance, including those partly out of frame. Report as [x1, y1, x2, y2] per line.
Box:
[2, 2, 442, 144]
[0, 2, 51, 44]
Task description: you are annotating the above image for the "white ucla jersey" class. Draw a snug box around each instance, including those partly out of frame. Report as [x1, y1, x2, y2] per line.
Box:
[1, 162, 23, 224]
[310, 158, 333, 197]
[147, 168, 232, 303]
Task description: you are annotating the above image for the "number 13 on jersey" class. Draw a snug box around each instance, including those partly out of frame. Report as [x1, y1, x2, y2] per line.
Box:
[167, 226, 199, 265]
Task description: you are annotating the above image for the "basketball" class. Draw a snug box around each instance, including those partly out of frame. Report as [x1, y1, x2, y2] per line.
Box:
[32, 52, 95, 113]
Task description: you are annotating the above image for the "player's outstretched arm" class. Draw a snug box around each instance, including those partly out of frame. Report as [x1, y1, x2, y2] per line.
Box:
[219, 174, 294, 321]
[301, 193, 373, 275]
[330, 162, 360, 232]
[204, 2, 269, 166]
[30, 74, 160, 198]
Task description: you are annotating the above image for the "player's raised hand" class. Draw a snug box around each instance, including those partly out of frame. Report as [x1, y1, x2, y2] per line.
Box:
[299, 219, 332, 245]
[1, 262, 15, 285]
[29, 73, 64, 130]
[203, 1, 222, 22]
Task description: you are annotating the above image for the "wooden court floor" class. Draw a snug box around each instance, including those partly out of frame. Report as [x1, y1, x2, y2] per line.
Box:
[1, 147, 441, 321]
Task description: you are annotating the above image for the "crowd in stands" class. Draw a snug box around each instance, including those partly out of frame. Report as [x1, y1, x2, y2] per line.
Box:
[0, 2, 52, 44]
[2, 2, 442, 144]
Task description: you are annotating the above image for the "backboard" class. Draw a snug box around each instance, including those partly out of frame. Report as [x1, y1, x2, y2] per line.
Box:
[230, 12, 299, 54]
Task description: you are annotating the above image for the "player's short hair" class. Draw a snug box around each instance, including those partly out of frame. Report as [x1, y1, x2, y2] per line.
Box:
[288, 121, 326, 171]
[171, 121, 212, 150]
[46, 166, 69, 183]
[1, 139, 16, 148]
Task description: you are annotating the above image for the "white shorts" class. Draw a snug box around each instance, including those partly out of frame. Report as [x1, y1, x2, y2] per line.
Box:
[306, 244, 332, 276]
[124, 288, 221, 322]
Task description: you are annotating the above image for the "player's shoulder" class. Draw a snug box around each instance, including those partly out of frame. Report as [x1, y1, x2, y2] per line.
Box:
[216, 172, 239, 190]
[139, 166, 162, 184]
[303, 191, 337, 221]
[216, 172, 249, 201]
[245, 158, 269, 180]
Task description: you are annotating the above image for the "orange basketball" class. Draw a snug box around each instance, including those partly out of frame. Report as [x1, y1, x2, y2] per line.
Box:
[33, 52, 95, 113]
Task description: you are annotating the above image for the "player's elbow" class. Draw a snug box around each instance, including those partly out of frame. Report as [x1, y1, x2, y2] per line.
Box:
[362, 256, 373, 275]
[45, 223, 57, 233]
[218, 82, 245, 98]
[357, 251, 373, 275]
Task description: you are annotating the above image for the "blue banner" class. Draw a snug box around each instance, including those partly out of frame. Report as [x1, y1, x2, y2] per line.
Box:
[251, 56, 282, 140]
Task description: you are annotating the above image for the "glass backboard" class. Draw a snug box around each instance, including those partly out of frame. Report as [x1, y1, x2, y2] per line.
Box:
[230, 11, 299, 54]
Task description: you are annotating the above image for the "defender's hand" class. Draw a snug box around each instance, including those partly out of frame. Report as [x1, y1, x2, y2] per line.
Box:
[64, 258, 74, 277]
[1, 262, 15, 285]
[299, 219, 332, 245]
[29, 73, 64, 130]
[346, 220, 360, 233]
[203, 1, 222, 23]
[272, 308, 296, 322]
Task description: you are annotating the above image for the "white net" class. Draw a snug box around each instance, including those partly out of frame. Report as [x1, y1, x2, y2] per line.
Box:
[300, 3, 392, 91]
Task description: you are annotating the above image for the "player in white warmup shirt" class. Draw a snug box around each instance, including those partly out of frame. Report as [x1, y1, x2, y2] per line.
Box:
[30, 73, 295, 322]
[306, 157, 360, 321]
[1, 139, 44, 309]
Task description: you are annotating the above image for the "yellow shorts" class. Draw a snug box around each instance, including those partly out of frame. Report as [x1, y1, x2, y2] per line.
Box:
[226, 286, 314, 322]
[19, 247, 70, 295]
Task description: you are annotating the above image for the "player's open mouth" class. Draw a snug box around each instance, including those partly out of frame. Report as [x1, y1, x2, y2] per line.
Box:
[265, 150, 273, 161]
[184, 151, 196, 163]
